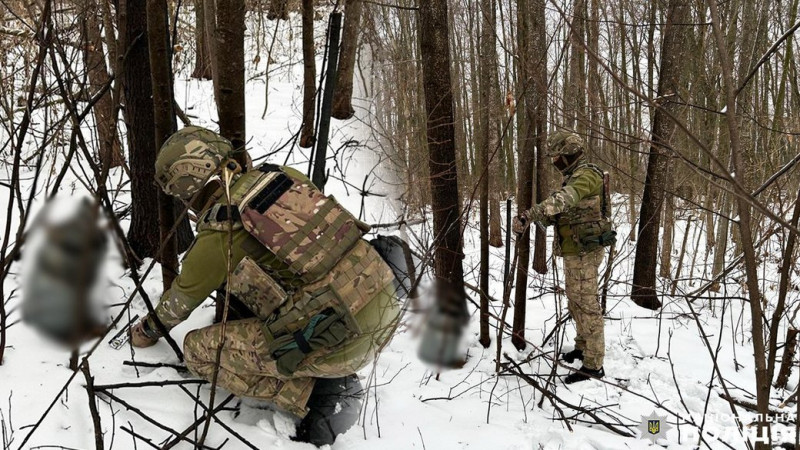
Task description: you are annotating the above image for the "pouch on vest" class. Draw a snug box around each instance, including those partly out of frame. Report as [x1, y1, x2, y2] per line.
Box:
[265, 287, 361, 376]
[228, 256, 288, 320]
[238, 170, 368, 284]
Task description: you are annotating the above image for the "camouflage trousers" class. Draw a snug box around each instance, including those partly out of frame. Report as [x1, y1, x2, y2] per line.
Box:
[563, 249, 605, 370]
[183, 284, 399, 419]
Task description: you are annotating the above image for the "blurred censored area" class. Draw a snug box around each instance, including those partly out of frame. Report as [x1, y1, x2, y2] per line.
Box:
[21, 197, 109, 346]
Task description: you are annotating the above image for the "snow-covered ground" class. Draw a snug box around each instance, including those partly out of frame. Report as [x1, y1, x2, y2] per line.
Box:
[1, 9, 797, 450]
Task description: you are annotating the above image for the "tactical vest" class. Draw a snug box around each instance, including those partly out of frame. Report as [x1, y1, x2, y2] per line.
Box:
[196, 165, 396, 375]
[555, 163, 616, 255]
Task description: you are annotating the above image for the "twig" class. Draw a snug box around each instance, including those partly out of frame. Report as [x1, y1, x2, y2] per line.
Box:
[94, 380, 206, 391]
[80, 363, 104, 450]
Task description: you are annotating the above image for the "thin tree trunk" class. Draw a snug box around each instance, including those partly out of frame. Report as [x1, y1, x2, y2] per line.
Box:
[123, 0, 163, 260]
[300, 0, 316, 148]
[332, 0, 362, 120]
[81, 0, 124, 169]
[213, 0, 247, 168]
[531, 0, 548, 275]
[708, 0, 771, 445]
[147, 0, 180, 289]
[478, 0, 496, 348]
[418, 0, 467, 317]
[631, 0, 691, 309]
[191, 0, 212, 79]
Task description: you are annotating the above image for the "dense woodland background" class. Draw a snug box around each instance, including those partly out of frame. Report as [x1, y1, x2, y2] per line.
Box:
[2, 0, 800, 448]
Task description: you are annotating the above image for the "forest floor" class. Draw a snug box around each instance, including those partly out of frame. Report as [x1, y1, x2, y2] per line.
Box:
[1, 10, 794, 450]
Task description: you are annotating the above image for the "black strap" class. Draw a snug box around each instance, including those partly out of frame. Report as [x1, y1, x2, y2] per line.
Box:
[216, 205, 240, 222]
[247, 172, 293, 213]
[292, 330, 313, 354]
[203, 205, 241, 223]
[257, 163, 282, 173]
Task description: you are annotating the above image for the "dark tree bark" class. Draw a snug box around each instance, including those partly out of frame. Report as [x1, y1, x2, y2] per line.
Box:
[122, 0, 162, 260]
[418, 0, 467, 316]
[630, 0, 692, 309]
[213, 0, 248, 168]
[122, 0, 193, 263]
[191, 0, 212, 80]
[147, 0, 181, 289]
[300, 0, 316, 148]
[332, 0, 362, 120]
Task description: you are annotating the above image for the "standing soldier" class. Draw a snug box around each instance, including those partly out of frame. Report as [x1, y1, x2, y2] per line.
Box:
[513, 130, 615, 384]
[128, 126, 402, 444]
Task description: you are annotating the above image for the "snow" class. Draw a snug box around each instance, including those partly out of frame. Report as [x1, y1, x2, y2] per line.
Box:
[1, 8, 796, 450]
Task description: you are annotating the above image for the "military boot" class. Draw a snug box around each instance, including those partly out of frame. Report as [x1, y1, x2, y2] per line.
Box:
[293, 375, 364, 446]
[560, 349, 584, 364]
[564, 365, 604, 384]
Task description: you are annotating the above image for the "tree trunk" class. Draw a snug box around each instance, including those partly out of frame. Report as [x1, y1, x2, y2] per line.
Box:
[478, 0, 496, 348]
[708, 1, 771, 444]
[565, 0, 586, 133]
[80, 0, 124, 169]
[123, 0, 162, 260]
[122, 0, 193, 263]
[213, 0, 248, 168]
[191, 0, 212, 80]
[300, 0, 316, 148]
[631, 0, 691, 309]
[418, 0, 467, 317]
[332, 0, 362, 120]
[531, 0, 548, 276]
[147, 0, 180, 289]
[511, 0, 547, 350]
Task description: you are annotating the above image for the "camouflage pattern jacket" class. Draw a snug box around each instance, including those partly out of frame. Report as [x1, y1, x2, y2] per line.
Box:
[530, 161, 606, 256]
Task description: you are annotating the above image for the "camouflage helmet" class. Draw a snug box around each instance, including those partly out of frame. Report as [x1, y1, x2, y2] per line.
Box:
[155, 126, 234, 199]
[546, 131, 585, 157]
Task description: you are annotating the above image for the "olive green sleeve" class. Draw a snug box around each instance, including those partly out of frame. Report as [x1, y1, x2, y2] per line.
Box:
[535, 168, 603, 218]
[152, 229, 253, 329]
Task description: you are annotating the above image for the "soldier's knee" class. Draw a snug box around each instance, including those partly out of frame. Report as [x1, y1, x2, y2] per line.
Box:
[184, 329, 210, 370]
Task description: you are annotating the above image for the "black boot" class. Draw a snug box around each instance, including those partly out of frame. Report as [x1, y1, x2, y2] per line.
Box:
[564, 365, 604, 384]
[293, 375, 364, 446]
[560, 349, 584, 363]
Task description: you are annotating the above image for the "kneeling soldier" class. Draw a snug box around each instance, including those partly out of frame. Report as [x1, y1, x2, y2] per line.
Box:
[513, 131, 615, 384]
[130, 127, 401, 443]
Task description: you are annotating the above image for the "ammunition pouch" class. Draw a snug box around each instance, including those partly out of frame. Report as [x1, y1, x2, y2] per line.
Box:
[228, 256, 289, 320]
[264, 286, 361, 376]
[573, 220, 616, 254]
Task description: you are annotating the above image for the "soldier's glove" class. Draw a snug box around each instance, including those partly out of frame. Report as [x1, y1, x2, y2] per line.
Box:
[130, 316, 161, 348]
[269, 310, 350, 376]
[512, 210, 531, 235]
[512, 205, 546, 235]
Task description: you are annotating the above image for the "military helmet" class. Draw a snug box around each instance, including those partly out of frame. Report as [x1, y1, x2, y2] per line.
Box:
[155, 126, 234, 199]
[547, 131, 585, 157]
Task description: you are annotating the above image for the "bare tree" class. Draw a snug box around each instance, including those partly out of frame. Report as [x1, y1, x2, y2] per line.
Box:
[418, 0, 467, 316]
[630, 0, 692, 309]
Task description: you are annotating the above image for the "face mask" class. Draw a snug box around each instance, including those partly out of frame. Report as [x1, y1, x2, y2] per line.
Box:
[552, 151, 583, 174]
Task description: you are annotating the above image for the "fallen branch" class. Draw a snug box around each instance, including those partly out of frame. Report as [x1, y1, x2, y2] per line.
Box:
[504, 355, 635, 437]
